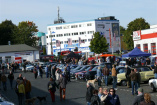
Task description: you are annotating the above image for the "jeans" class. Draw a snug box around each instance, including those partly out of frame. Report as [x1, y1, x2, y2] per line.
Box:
[26, 92, 31, 99]
[112, 76, 117, 88]
[104, 76, 108, 86]
[97, 77, 101, 86]
[9, 80, 13, 88]
[87, 102, 91, 105]
[131, 81, 138, 95]
[2, 82, 7, 91]
[155, 73, 157, 79]
[49, 90, 55, 102]
[46, 72, 49, 78]
[18, 93, 24, 105]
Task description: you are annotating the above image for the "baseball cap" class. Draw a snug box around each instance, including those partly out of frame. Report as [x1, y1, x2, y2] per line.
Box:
[137, 88, 143, 93]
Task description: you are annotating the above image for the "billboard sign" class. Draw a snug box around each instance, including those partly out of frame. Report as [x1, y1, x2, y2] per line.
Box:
[133, 31, 141, 40]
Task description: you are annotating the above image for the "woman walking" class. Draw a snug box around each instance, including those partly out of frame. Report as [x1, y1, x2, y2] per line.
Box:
[8, 71, 14, 89]
[33, 66, 38, 79]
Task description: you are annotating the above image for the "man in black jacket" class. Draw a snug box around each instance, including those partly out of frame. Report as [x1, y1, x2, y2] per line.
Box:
[86, 82, 94, 105]
[133, 88, 144, 105]
[125, 65, 131, 88]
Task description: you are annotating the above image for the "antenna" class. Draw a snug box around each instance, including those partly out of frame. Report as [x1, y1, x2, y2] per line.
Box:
[58, 6, 60, 21]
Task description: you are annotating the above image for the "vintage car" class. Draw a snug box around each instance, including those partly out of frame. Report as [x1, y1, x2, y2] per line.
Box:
[117, 66, 154, 86]
[149, 79, 157, 92]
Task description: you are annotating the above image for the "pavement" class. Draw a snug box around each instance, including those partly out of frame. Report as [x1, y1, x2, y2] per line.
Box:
[0, 70, 157, 105]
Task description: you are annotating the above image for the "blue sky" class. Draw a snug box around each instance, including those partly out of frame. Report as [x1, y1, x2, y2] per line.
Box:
[0, 0, 157, 33]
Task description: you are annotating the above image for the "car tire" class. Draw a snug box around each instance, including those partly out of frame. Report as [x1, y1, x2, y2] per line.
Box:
[121, 80, 127, 86]
[151, 83, 156, 92]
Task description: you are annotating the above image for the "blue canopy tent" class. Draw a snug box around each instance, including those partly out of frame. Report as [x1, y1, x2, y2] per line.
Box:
[122, 47, 151, 57]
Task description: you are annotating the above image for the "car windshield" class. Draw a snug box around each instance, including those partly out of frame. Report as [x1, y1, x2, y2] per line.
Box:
[80, 66, 89, 70]
[92, 66, 98, 71]
[136, 67, 150, 72]
[117, 68, 126, 74]
[85, 66, 91, 71]
[74, 66, 82, 70]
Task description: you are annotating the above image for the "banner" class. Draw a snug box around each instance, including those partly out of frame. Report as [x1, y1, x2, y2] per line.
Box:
[79, 37, 81, 45]
[68, 38, 72, 45]
[56, 40, 60, 47]
[109, 28, 112, 48]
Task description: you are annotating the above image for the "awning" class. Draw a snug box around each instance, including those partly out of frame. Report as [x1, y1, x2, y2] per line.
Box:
[100, 54, 114, 57]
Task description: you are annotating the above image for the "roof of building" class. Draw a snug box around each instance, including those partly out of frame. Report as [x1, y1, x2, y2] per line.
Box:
[0, 44, 39, 53]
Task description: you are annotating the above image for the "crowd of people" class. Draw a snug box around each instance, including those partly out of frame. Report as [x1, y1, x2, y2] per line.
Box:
[0, 56, 157, 105]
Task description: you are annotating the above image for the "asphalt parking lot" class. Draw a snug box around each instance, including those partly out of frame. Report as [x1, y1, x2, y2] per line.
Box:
[0, 70, 157, 105]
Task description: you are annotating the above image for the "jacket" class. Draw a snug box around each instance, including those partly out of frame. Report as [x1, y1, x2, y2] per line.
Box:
[91, 94, 100, 105]
[0, 73, 1, 81]
[47, 81, 58, 92]
[8, 73, 14, 80]
[58, 76, 67, 88]
[129, 72, 138, 81]
[24, 80, 31, 93]
[125, 67, 131, 78]
[154, 66, 157, 74]
[18, 83, 25, 94]
[97, 69, 102, 78]
[86, 85, 94, 102]
[112, 68, 117, 77]
[140, 101, 155, 105]
[106, 94, 121, 105]
[1, 75, 7, 82]
[102, 68, 109, 76]
[133, 93, 144, 105]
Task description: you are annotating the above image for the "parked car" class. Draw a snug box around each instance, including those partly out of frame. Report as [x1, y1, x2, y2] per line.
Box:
[75, 65, 97, 80]
[70, 66, 82, 79]
[0, 97, 14, 105]
[21, 64, 34, 72]
[149, 79, 157, 92]
[117, 66, 154, 86]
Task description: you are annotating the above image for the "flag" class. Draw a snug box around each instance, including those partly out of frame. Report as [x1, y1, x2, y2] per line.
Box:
[68, 38, 72, 45]
[79, 37, 81, 45]
[109, 28, 112, 48]
[114, 33, 116, 41]
[56, 40, 60, 47]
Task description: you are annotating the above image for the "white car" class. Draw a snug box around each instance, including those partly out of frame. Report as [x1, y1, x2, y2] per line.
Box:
[149, 79, 157, 92]
[0, 97, 14, 105]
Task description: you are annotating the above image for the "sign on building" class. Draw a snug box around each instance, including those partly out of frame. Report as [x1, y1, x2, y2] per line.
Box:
[133, 31, 141, 40]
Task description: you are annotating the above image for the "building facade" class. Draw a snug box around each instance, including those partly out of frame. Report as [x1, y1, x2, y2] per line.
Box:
[133, 25, 157, 55]
[0, 44, 39, 63]
[46, 16, 121, 56]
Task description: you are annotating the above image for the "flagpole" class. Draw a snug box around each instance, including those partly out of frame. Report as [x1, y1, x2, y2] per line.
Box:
[111, 31, 113, 54]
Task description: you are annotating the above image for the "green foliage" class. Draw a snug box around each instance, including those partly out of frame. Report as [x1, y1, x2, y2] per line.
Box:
[120, 26, 126, 35]
[123, 18, 150, 50]
[12, 21, 38, 46]
[89, 32, 108, 54]
[0, 20, 17, 45]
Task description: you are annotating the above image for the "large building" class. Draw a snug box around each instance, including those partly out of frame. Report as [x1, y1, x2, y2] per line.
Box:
[133, 25, 157, 55]
[46, 16, 121, 56]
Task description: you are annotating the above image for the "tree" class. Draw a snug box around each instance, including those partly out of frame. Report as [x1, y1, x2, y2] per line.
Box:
[89, 32, 108, 54]
[43, 46, 46, 55]
[0, 20, 17, 45]
[120, 26, 126, 35]
[12, 21, 38, 46]
[123, 18, 150, 50]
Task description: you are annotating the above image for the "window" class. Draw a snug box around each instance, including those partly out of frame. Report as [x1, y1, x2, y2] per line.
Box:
[74, 32, 78, 35]
[46, 36, 48, 38]
[88, 31, 94, 34]
[60, 41, 63, 44]
[47, 43, 49, 45]
[56, 26, 62, 30]
[87, 23, 92, 26]
[143, 44, 148, 53]
[63, 25, 70, 29]
[151, 43, 156, 55]
[71, 25, 78, 28]
[80, 31, 86, 35]
[48, 28, 51, 31]
[136, 44, 141, 50]
[64, 41, 68, 44]
[88, 39, 92, 42]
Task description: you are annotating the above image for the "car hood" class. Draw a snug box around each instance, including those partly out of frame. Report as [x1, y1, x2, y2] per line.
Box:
[117, 73, 125, 78]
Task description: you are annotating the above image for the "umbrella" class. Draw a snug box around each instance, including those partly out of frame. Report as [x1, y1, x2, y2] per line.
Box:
[100, 54, 114, 57]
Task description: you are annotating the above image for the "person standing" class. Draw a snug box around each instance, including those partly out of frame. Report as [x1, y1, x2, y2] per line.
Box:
[33, 66, 38, 79]
[97, 67, 102, 87]
[129, 69, 138, 95]
[90, 89, 100, 105]
[8, 71, 14, 89]
[39, 65, 43, 78]
[100, 88, 108, 105]
[45, 65, 49, 78]
[51, 65, 56, 80]
[140, 93, 155, 105]
[58, 74, 67, 101]
[0, 71, 1, 90]
[1, 73, 7, 91]
[111, 65, 117, 90]
[17, 73, 23, 80]
[102, 65, 109, 86]
[23, 62, 26, 73]
[17, 80, 25, 105]
[98, 87, 103, 99]
[154, 63, 157, 79]
[133, 88, 144, 105]
[47, 77, 58, 102]
[66, 64, 71, 82]
[125, 65, 131, 88]
[135, 68, 141, 88]
[86, 82, 94, 105]
[23, 77, 31, 99]
[106, 88, 121, 105]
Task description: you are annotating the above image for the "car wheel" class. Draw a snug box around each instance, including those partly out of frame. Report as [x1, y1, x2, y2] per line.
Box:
[121, 80, 127, 86]
[151, 83, 156, 92]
